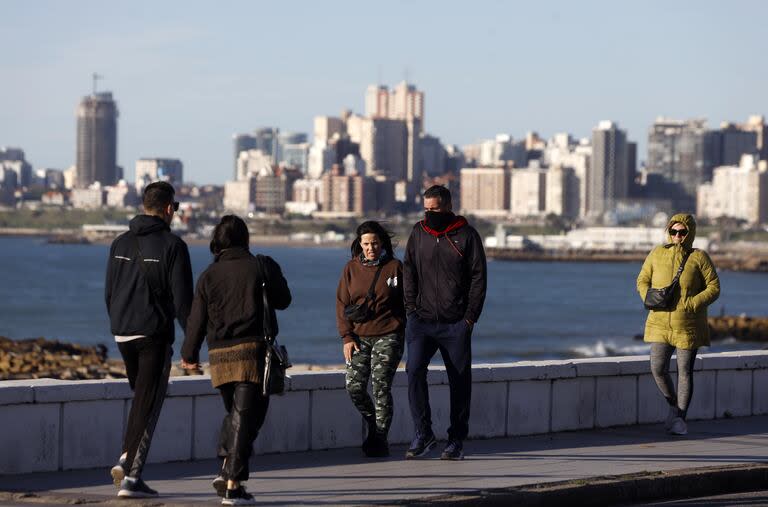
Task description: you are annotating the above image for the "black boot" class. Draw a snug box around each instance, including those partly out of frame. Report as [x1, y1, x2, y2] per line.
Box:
[366, 431, 390, 457]
[361, 418, 377, 456]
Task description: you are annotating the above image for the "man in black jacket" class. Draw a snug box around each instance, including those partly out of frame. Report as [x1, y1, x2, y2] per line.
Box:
[403, 185, 487, 460]
[105, 181, 193, 498]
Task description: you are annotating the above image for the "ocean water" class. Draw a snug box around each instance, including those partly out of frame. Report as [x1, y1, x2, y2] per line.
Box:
[1, 236, 766, 364]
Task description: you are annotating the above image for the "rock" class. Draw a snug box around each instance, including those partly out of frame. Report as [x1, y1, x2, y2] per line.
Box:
[709, 316, 768, 342]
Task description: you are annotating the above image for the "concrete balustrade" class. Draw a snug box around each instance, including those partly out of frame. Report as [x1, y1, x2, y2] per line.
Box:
[1, 350, 767, 475]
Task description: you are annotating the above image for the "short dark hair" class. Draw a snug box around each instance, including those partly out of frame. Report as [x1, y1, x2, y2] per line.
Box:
[142, 181, 176, 214]
[423, 185, 451, 206]
[350, 220, 395, 259]
[210, 215, 249, 255]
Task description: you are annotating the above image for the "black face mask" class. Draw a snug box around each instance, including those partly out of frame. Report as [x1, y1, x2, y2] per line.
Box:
[424, 211, 455, 231]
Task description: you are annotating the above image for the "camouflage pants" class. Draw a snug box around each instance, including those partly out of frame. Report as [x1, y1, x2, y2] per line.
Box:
[345, 333, 403, 435]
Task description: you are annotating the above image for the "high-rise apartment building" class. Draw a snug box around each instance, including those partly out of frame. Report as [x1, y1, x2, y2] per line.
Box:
[236, 149, 273, 181]
[281, 142, 310, 173]
[743, 115, 768, 160]
[233, 134, 258, 178]
[697, 155, 768, 224]
[0, 147, 32, 188]
[362, 82, 425, 192]
[366, 81, 424, 126]
[589, 121, 629, 218]
[307, 142, 336, 179]
[313, 116, 345, 144]
[277, 131, 308, 163]
[420, 134, 448, 177]
[510, 166, 546, 217]
[365, 85, 389, 118]
[546, 165, 580, 219]
[223, 179, 256, 212]
[646, 118, 713, 209]
[459, 167, 511, 216]
[359, 118, 408, 180]
[232, 128, 280, 178]
[320, 165, 375, 216]
[719, 123, 759, 167]
[135, 158, 183, 193]
[76, 92, 118, 188]
[478, 135, 527, 168]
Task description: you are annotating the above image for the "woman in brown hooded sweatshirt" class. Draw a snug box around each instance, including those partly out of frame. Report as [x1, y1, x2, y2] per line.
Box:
[336, 220, 405, 457]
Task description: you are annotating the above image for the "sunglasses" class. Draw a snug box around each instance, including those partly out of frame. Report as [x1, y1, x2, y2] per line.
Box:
[172, 201, 180, 212]
[669, 229, 688, 237]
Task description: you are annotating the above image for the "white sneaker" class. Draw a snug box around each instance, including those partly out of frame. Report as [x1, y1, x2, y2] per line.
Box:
[664, 406, 678, 430]
[669, 417, 688, 436]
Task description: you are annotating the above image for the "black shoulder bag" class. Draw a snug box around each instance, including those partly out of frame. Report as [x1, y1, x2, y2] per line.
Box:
[134, 235, 171, 327]
[343, 262, 385, 323]
[643, 250, 692, 311]
[257, 256, 291, 396]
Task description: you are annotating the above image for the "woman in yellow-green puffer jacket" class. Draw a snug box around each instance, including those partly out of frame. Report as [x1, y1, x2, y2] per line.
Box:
[636, 213, 720, 436]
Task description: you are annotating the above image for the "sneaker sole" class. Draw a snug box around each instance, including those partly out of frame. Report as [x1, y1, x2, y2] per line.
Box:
[405, 439, 437, 459]
[117, 489, 157, 498]
[110, 466, 125, 488]
[212, 478, 227, 497]
[440, 451, 465, 461]
[222, 500, 257, 506]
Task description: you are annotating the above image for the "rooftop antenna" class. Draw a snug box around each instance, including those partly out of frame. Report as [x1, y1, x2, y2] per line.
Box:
[404, 66, 410, 84]
[92, 73, 103, 94]
[377, 65, 383, 86]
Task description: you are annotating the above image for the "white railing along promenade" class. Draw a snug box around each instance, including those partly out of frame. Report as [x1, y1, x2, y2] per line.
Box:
[0, 351, 766, 475]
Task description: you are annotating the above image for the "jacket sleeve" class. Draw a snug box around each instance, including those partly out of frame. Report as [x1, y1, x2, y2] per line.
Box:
[104, 242, 115, 315]
[169, 240, 194, 332]
[637, 249, 654, 301]
[394, 261, 406, 320]
[335, 263, 354, 341]
[403, 226, 419, 316]
[688, 251, 720, 312]
[181, 274, 208, 364]
[263, 256, 291, 310]
[463, 228, 488, 323]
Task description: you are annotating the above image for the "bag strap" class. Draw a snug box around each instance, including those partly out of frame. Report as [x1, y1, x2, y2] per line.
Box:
[255, 255, 274, 343]
[671, 249, 692, 285]
[365, 262, 386, 302]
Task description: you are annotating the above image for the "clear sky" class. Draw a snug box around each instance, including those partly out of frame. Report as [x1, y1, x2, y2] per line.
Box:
[1, 0, 766, 185]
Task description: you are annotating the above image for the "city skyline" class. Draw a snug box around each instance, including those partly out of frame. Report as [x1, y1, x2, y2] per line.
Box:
[1, 0, 767, 185]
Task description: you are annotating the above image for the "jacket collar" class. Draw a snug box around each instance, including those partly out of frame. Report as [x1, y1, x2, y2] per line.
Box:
[419, 215, 468, 237]
[215, 247, 252, 262]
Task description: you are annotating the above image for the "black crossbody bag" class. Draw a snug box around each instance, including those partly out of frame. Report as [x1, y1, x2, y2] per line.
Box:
[644, 250, 691, 311]
[256, 255, 291, 396]
[343, 262, 385, 323]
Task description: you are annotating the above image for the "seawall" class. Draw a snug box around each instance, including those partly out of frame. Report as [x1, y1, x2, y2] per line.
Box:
[1, 351, 766, 475]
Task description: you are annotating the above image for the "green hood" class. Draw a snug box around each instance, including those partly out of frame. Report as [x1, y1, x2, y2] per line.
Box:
[666, 213, 696, 249]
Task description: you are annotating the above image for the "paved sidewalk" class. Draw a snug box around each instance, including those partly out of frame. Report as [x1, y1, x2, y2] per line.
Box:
[0, 416, 766, 506]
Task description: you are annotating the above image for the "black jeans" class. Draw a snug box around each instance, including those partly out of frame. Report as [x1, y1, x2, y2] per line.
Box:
[406, 315, 472, 441]
[118, 337, 172, 479]
[218, 382, 270, 482]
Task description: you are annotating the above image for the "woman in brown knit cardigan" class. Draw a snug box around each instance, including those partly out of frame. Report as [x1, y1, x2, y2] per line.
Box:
[181, 215, 291, 506]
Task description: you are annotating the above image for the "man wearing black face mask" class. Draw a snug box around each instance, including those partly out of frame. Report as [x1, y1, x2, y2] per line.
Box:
[403, 185, 487, 461]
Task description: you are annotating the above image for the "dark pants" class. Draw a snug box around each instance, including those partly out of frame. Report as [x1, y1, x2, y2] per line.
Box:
[217, 382, 270, 482]
[118, 337, 172, 479]
[406, 316, 472, 441]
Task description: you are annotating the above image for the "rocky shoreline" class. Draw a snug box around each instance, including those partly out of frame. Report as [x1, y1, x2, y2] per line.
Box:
[0, 336, 342, 381]
[3, 316, 767, 381]
[485, 248, 768, 273]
